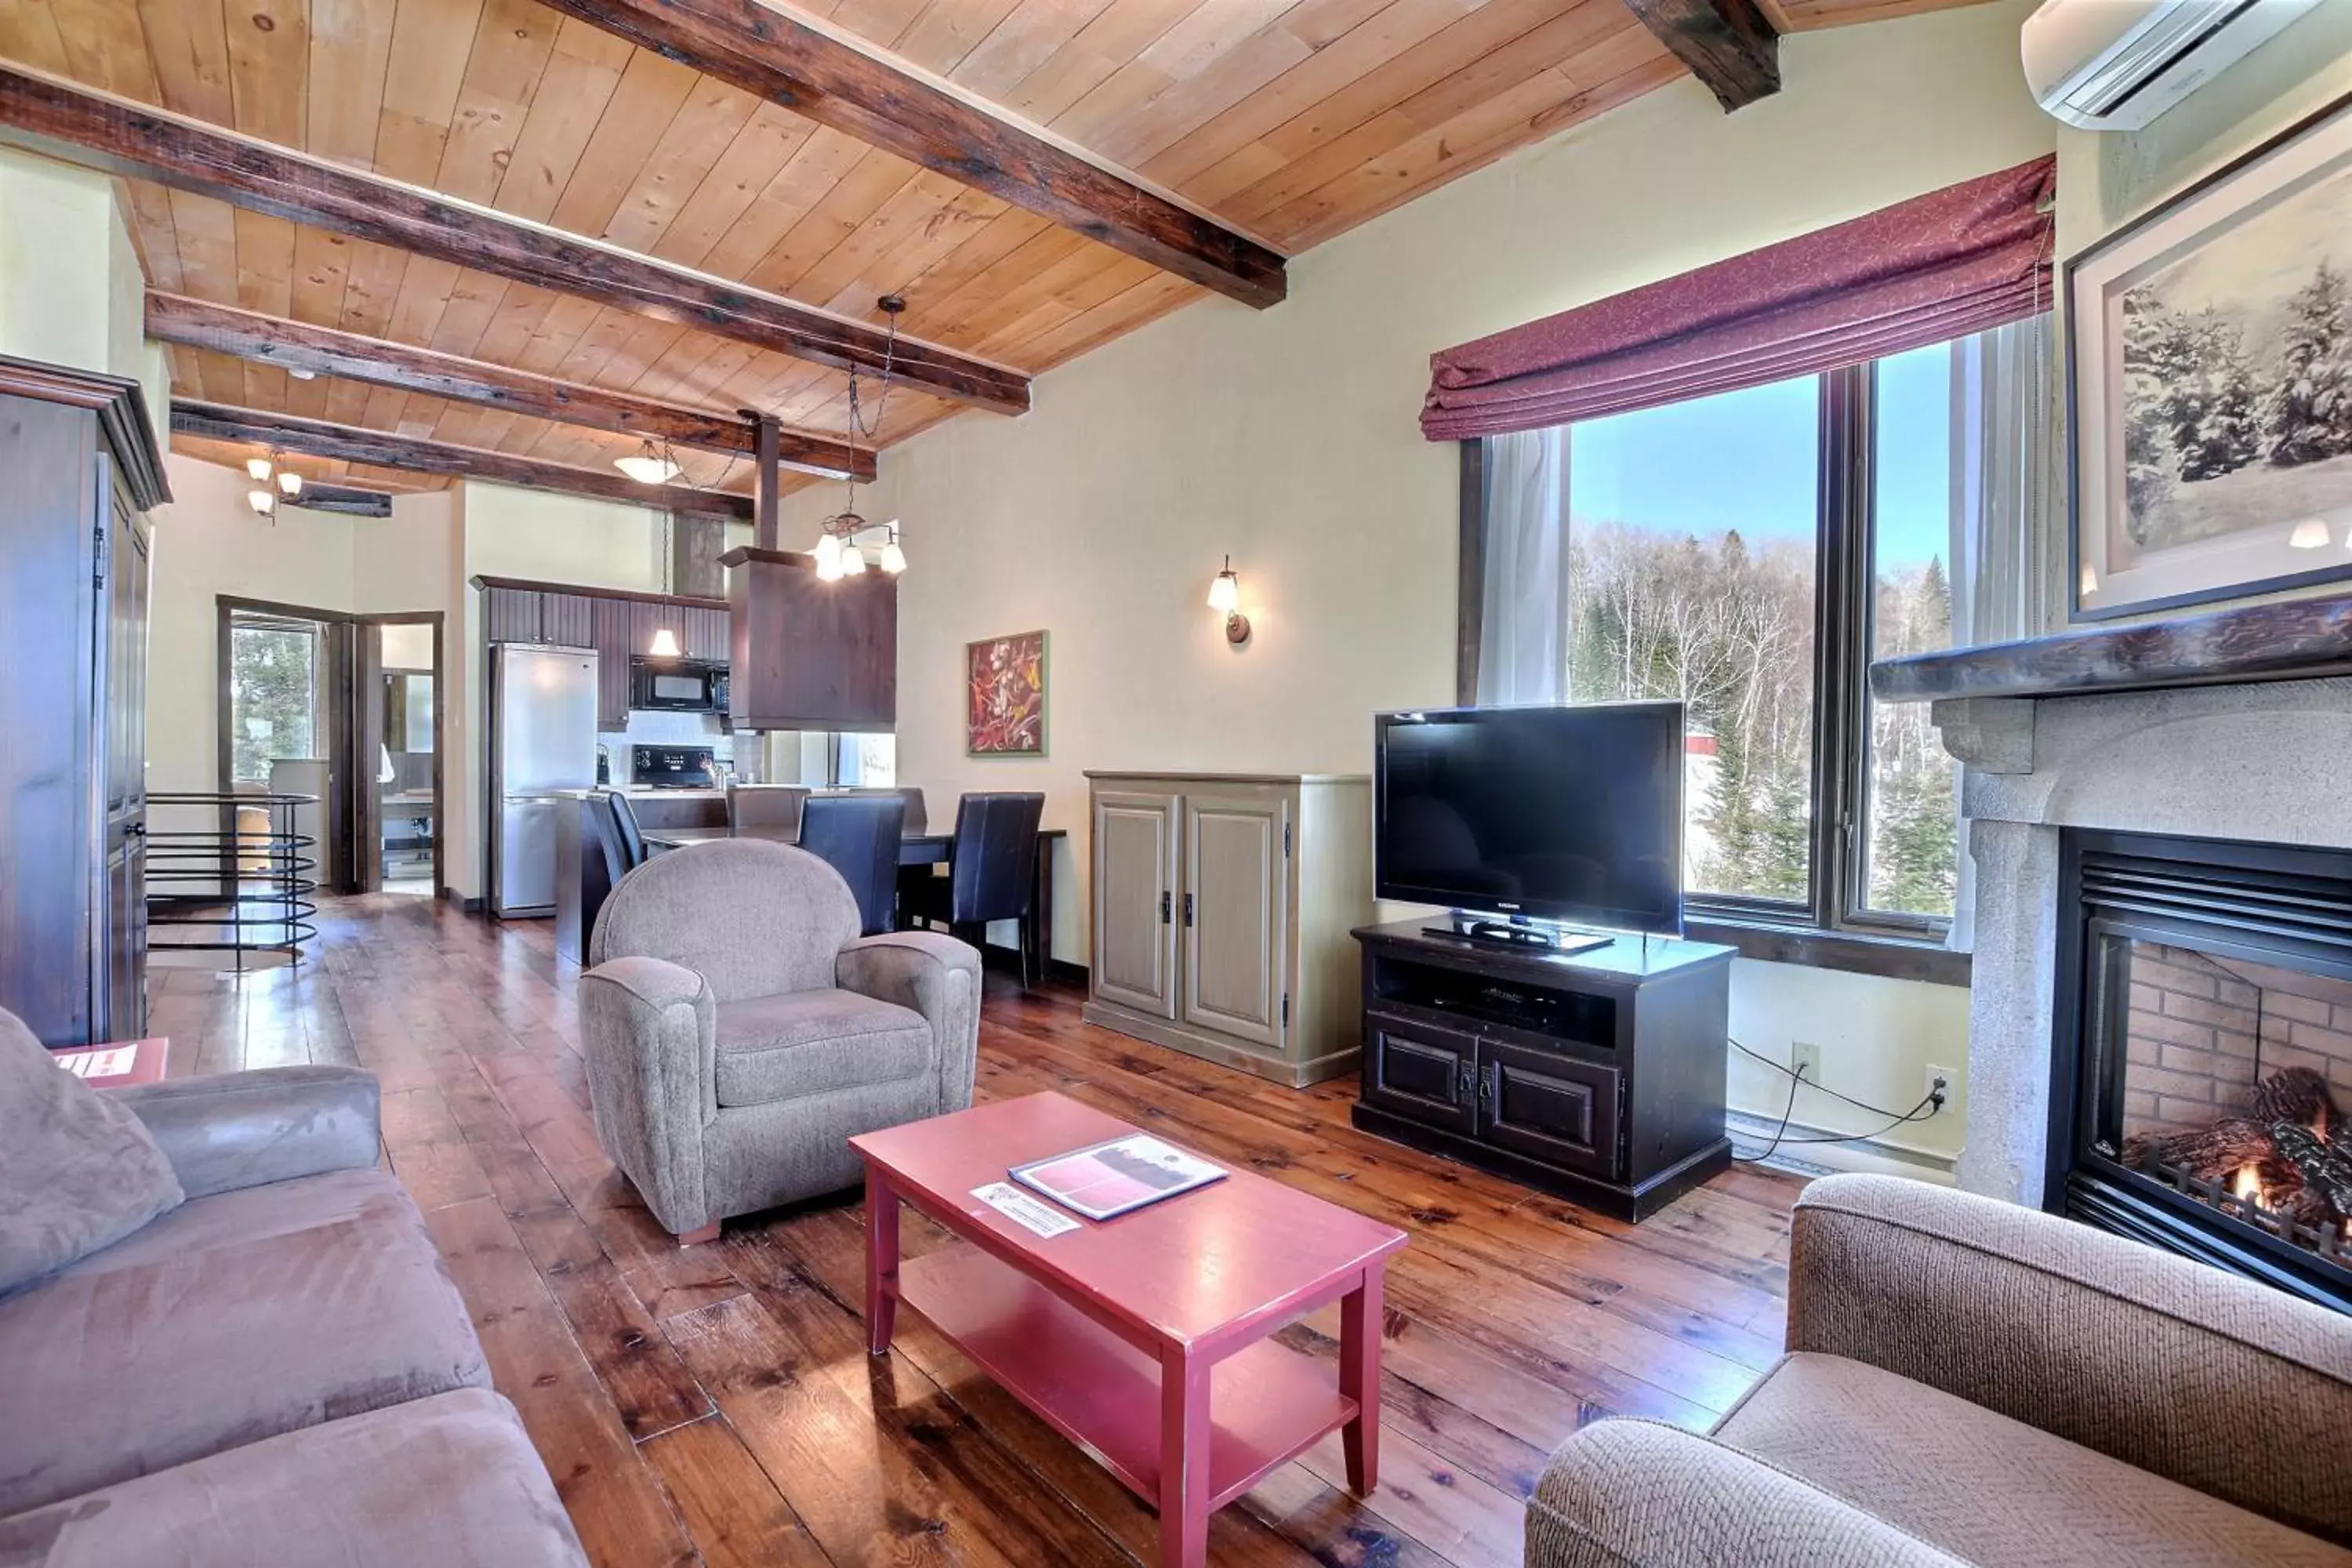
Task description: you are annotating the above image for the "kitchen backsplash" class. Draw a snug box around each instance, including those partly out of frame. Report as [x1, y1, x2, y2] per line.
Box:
[600, 709, 732, 769]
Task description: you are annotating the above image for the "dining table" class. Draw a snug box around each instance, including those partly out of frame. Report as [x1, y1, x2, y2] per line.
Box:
[639, 824, 1067, 977]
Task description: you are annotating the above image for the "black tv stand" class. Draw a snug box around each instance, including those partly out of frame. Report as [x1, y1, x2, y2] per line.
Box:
[1350, 919, 1733, 1221]
[1432, 911, 1614, 956]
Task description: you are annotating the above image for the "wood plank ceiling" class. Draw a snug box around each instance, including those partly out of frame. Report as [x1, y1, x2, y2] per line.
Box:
[0, 0, 1992, 503]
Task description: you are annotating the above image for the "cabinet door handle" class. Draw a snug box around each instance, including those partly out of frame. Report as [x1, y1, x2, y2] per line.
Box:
[1478, 1066, 1495, 1102]
[1160, 891, 1171, 924]
[1182, 892, 1195, 927]
[1454, 1062, 1472, 1098]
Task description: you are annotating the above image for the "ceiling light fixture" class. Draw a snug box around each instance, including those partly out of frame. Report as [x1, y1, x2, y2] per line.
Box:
[647, 626, 682, 658]
[615, 437, 683, 485]
[247, 488, 276, 517]
[2289, 517, 2331, 550]
[246, 455, 274, 482]
[277, 469, 303, 497]
[811, 295, 909, 580]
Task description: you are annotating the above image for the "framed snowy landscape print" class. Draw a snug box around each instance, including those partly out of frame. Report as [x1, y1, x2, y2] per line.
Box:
[2071, 93, 2352, 621]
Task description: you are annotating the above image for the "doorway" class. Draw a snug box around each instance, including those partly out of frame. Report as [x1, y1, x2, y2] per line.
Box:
[215, 598, 445, 898]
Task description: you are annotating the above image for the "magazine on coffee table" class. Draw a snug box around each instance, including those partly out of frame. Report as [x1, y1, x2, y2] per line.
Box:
[1009, 1134, 1226, 1221]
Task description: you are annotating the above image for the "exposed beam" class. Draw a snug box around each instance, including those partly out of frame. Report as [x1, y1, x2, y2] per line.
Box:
[1623, 0, 1780, 111]
[540, 0, 1286, 310]
[147, 294, 876, 481]
[0, 64, 1028, 414]
[172, 402, 757, 521]
[287, 481, 394, 518]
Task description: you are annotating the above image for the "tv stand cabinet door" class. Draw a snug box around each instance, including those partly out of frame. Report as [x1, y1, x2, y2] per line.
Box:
[1179, 792, 1290, 1051]
[1092, 790, 1181, 1018]
[1364, 1009, 1477, 1134]
[1476, 1038, 1621, 1178]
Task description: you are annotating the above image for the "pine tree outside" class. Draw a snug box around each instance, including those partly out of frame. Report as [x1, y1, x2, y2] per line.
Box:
[229, 619, 322, 785]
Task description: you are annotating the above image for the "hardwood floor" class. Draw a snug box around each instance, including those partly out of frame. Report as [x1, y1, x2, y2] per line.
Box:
[148, 892, 1802, 1568]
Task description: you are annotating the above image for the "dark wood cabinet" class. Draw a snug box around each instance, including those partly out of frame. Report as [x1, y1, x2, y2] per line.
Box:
[1350, 921, 1733, 1221]
[541, 592, 593, 649]
[0, 358, 169, 1046]
[470, 576, 733, 733]
[590, 597, 633, 728]
[484, 585, 543, 644]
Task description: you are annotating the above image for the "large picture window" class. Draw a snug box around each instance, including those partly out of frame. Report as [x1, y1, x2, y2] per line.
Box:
[227, 615, 323, 786]
[1467, 321, 2040, 971]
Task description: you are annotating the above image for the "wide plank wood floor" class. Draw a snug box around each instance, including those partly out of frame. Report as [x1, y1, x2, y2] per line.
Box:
[150, 892, 1802, 1568]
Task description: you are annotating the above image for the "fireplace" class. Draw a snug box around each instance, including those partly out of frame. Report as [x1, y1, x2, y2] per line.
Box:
[2051, 829, 2352, 1312]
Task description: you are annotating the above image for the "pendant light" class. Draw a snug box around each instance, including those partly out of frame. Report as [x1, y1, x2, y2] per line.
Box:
[812, 295, 908, 580]
[647, 626, 682, 658]
[878, 522, 906, 575]
[277, 469, 303, 498]
[615, 437, 683, 485]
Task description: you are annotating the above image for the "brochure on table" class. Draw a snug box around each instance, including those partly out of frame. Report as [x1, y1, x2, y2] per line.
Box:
[1009, 1134, 1226, 1221]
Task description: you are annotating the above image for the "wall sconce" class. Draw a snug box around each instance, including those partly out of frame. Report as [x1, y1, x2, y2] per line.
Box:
[1207, 555, 1250, 644]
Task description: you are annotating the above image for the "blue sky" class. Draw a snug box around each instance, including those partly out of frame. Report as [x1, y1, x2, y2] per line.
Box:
[1568, 342, 1952, 570]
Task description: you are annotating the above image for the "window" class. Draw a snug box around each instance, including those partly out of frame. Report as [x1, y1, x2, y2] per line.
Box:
[1486, 325, 2031, 956]
[227, 616, 323, 785]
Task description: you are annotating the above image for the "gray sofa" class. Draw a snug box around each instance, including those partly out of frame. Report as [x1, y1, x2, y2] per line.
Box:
[0, 1058, 586, 1567]
[581, 837, 981, 1243]
[1526, 1174, 2352, 1567]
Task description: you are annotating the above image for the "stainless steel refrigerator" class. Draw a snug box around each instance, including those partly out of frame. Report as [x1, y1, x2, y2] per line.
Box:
[488, 644, 598, 919]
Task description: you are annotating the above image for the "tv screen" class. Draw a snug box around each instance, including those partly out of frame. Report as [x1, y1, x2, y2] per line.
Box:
[1374, 702, 1684, 935]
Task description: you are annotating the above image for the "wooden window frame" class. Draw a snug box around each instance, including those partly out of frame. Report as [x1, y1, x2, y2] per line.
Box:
[1455, 361, 1971, 988]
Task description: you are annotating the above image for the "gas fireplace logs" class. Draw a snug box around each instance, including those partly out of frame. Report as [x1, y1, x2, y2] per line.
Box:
[2126, 1068, 2352, 1243]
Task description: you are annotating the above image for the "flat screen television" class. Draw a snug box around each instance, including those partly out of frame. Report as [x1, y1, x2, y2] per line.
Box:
[1374, 702, 1685, 937]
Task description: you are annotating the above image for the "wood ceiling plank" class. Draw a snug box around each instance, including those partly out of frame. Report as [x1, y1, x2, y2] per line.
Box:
[334, 234, 412, 336]
[996, 0, 1206, 125]
[0, 64, 1033, 410]
[231, 207, 296, 314]
[121, 176, 186, 290]
[790, 169, 997, 310]
[0, 0, 77, 76]
[434, 0, 562, 203]
[289, 224, 355, 321]
[829, 0, 938, 52]
[226, 0, 310, 148]
[426, 269, 518, 357]
[949, 0, 1122, 96]
[745, 146, 924, 297]
[891, 0, 1030, 74]
[1051, 0, 1307, 148]
[374, 0, 488, 183]
[537, 0, 1287, 306]
[1621, 0, 1776, 111]
[46, 0, 158, 100]
[889, 209, 1055, 335]
[174, 398, 761, 516]
[693, 124, 877, 281]
[543, 45, 699, 237]
[652, 100, 820, 270]
[970, 249, 1156, 357]
[467, 278, 564, 362]
[600, 74, 762, 256]
[306, 0, 397, 166]
[491, 16, 632, 220]
[133, 0, 232, 123]
[165, 186, 238, 299]
[1015, 268, 1198, 365]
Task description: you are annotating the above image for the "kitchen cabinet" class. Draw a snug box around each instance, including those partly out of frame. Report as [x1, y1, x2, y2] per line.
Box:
[684, 605, 729, 660]
[484, 585, 543, 644]
[589, 598, 632, 729]
[0, 359, 169, 1045]
[471, 577, 732, 731]
[541, 592, 593, 649]
[1083, 773, 1371, 1087]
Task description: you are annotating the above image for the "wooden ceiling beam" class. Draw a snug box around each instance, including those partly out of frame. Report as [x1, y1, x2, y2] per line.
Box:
[172, 402, 757, 521]
[0, 64, 1029, 414]
[540, 0, 1287, 309]
[1622, 0, 1780, 111]
[286, 481, 395, 518]
[147, 293, 875, 481]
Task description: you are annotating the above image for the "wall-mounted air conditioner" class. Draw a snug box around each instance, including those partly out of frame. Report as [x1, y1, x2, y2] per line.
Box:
[2023, 0, 2323, 130]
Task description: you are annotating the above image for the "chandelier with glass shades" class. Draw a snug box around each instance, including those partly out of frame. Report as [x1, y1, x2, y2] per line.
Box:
[242, 452, 303, 519]
[815, 294, 908, 581]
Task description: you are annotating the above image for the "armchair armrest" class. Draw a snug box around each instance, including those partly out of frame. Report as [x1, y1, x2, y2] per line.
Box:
[1526, 1420, 1965, 1568]
[111, 1065, 380, 1199]
[579, 956, 717, 1236]
[837, 932, 980, 1113]
[1789, 1173, 2352, 1542]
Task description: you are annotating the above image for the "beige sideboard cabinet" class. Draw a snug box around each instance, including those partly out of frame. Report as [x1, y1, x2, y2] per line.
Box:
[1083, 772, 1373, 1087]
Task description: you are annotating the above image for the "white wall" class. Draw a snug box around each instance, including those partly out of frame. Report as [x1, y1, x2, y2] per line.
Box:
[0, 148, 166, 412]
[778, 0, 2051, 1171]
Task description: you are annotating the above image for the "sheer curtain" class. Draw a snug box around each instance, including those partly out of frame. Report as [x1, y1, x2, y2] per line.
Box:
[1475, 426, 1571, 706]
[1941, 311, 2053, 951]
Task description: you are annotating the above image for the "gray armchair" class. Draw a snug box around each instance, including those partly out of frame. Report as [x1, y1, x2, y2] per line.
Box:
[579, 837, 981, 1243]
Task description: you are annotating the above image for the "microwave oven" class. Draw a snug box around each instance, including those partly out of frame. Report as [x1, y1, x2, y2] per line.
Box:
[630, 657, 728, 713]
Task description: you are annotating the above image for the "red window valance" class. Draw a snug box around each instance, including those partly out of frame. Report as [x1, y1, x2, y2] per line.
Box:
[1420, 155, 2056, 442]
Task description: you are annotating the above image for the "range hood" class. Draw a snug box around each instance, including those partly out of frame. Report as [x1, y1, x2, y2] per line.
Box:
[717, 413, 896, 733]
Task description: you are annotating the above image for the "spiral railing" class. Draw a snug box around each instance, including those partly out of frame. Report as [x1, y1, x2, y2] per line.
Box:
[144, 792, 318, 968]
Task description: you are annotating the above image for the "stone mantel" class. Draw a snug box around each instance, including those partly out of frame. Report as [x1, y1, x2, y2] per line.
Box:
[1871, 590, 2352, 704]
[1911, 673, 2352, 1208]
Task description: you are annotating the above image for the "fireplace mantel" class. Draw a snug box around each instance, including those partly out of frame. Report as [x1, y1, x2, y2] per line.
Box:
[1871, 590, 2352, 703]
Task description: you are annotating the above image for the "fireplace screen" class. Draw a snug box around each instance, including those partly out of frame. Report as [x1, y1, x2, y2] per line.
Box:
[2060, 832, 2352, 1312]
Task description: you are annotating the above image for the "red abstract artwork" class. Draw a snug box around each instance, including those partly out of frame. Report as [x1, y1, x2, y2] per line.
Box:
[966, 630, 1047, 755]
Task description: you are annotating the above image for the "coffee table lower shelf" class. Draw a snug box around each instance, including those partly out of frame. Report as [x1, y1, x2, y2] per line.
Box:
[898, 1241, 1355, 1512]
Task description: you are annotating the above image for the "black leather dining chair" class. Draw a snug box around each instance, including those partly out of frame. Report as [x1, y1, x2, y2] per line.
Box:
[726, 782, 808, 835]
[590, 791, 634, 886]
[904, 792, 1046, 986]
[604, 790, 649, 871]
[795, 793, 906, 937]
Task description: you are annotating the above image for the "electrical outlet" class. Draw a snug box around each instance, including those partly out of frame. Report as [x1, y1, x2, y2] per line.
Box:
[1791, 1041, 1823, 1084]
[1925, 1064, 1955, 1106]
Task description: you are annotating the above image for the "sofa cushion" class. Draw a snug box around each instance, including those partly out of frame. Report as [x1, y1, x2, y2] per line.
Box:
[713, 989, 932, 1107]
[0, 1167, 488, 1517]
[1715, 1352, 2347, 1567]
[0, 1010, 182, 1296]
[0, 1388, 585, 1568]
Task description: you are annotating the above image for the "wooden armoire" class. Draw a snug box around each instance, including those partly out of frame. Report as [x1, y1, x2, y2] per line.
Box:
[0, 356, 169, 1045]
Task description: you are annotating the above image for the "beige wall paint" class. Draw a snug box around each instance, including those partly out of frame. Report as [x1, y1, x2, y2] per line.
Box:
[779, 2, 2050, 1170]
[0, 149, 167, 414]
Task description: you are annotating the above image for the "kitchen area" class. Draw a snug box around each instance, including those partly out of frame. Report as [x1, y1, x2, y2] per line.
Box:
[474, 554, 900, 961]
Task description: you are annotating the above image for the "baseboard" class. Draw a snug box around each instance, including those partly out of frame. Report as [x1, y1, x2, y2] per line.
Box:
[1725, 1108, 1959, 1184]
[440, 887, 485, 914]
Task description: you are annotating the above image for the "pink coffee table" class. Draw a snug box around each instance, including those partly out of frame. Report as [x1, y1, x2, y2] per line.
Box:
[850, 1092, 1406, 1568]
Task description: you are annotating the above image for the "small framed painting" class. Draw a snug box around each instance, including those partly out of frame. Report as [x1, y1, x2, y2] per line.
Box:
[967, 630, 1047, 756]
[2070, 92, 2352, 621]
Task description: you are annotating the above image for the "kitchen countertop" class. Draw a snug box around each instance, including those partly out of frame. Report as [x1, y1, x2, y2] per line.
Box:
[554, 787, 730, 800]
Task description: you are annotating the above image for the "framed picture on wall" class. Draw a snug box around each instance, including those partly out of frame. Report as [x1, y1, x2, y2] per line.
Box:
[967, 630, 1047, 756]
[2070, 92, 2352, 621]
